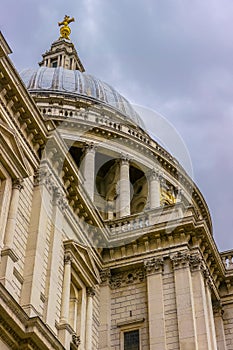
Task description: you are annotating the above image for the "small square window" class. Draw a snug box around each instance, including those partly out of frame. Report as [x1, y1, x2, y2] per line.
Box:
[124, 330, 140, 350]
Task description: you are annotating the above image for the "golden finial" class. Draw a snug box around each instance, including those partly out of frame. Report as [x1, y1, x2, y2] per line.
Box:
[58, 15, 75, 40]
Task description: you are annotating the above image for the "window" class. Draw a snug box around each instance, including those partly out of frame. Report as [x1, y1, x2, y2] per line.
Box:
[124, 330, 140, 350]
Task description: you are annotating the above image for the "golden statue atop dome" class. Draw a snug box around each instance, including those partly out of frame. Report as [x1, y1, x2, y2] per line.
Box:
[58, 15, 75, 40]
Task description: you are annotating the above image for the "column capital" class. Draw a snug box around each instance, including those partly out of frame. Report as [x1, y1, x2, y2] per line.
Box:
[144, 257, 164, 275]
[212, 300, 224, 316]
[34, 168, 55, 193]
[53, 188, 68, 211]
[100, 268, 111, 285]
[12, 178, 24, 190]
[170, 251, 190, 269]
[120, 153, 130, 164]
[189, 254, 203, 272]
[202, 268, 214, 289]
[64, 252, 73, 265]
[85, 142, 97, 153]
[72, 334, 81, 347]
[147, 168, 161, 181]
[86, 286, 95, 297]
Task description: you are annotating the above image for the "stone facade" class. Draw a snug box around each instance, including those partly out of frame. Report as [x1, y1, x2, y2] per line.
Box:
[0, 25, 233, 350]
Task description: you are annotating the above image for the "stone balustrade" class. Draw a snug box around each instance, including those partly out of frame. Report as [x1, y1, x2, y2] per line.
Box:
[106, 202, 191, 237]
[221, 251, 233, 269]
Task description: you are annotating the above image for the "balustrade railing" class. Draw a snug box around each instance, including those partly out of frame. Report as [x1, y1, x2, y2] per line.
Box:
[221, 251, 233, 270]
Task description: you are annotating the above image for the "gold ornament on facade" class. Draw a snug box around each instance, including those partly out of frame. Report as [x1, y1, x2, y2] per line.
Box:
[58, 15, 75, 40]
[160, 186, 176, 205]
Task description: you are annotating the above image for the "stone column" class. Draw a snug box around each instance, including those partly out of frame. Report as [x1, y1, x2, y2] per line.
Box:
[148, 169, 160, 209]
[99, 269, 111, 350]
[3, 178, 23, 248]
[119, 154, 130, 217]
[83, 143, 96, 201]
[79, 287, 87, 350]
[0, 178, 23, 291]
[60, 253, 72, 323]
[213, 301, 227, 350]
[58, 252, 74, 349]
[85, 286, 95, 350]
[189, 254, 212, 349]
[144, 258, 167, 350]
[171, 251, 198, 349]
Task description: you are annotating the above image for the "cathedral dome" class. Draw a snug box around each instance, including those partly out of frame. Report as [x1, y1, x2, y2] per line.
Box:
[20, 66, 146, 130]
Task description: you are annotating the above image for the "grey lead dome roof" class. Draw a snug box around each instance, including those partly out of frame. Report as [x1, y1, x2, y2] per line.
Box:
[20, 67, 145, 130]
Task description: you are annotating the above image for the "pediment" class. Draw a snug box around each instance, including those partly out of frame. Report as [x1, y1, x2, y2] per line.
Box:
[64, 240, 100, 285]
[0, 120, 29, 177]
[74, 242, 100, 281]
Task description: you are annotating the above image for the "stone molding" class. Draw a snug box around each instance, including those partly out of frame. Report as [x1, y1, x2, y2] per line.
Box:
[86, 286, 95, 297]
[34, 168, 54, 191]
[202, 268, 214, 290]
[120, 153, 131, 164]
[147, 168, 161, 181]
[84, 142, 97, 153]
[64, 252, 73, 265]
[12, 178, 24, 190]
[100, 268, 111, 286]
[72, 334, 81, 347]
[1, 247, 18, 262]
[53, 188, 68, 211]
[212, 300, 224, 316]
[144, 257, 164, 275]
[170, 251, 190, 269]
[189, 254, 203, 271]
[110, 268, 145, 289]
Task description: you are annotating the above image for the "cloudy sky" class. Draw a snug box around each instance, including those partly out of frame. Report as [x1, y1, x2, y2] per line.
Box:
[1, 0, 233, 251]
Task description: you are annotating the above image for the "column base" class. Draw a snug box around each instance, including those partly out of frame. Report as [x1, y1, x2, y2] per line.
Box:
[57, 322, 74, 349]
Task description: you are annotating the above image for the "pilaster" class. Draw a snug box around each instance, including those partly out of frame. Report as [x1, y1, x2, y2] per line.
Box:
[99, 268, 111, 350]
[85, 286, 95, 350]
[171, 251, 198, 349]
[144, 257, 167, 350]
[20, 170, 52, 317]
[203, 270, 218, 350]
[213, 301, 227, 350]
[189, 254, 212, 349]
[44, 189, 68, 332]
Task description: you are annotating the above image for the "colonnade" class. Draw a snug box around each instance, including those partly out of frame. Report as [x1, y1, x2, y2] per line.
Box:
[82, 143, 162, 217]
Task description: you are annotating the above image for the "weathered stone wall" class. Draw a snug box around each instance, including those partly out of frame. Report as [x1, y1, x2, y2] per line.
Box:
[110, 273, 149, 349]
